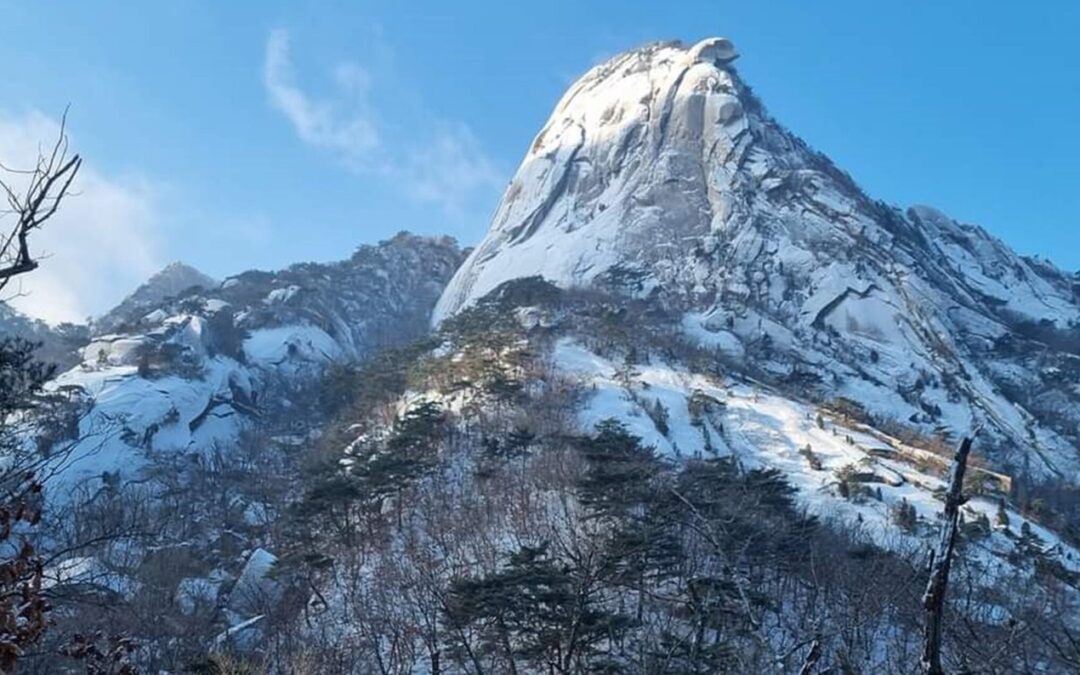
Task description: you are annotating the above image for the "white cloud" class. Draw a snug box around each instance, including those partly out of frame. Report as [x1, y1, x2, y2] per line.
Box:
[262, 29, 502, 216]
[0, 111, 163, 324]
[263, 29, 379, 165]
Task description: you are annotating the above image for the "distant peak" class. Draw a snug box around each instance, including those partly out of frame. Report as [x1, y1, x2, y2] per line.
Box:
[152, 261, 214, 281]
[138, 262, 217, 296]
[94, 262, 218, 329]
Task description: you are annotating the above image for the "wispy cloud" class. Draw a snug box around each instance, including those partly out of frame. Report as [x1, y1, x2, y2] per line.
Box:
[263, 29, 380, 164]
[262, 29, 502, 216]
[0, 111, 163, 324]
[401, 124, 502, 217]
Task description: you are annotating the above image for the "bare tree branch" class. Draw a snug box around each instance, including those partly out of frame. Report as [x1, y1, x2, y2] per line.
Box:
[798, 637, 822, 675]
[0, 109, 81, 296]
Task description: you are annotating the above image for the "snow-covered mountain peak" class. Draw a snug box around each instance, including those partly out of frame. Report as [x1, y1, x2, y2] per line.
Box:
[436, 38, 1076, 326]
[432, 37, 819, 321]
[435, 38, 1080, 478]
[95, 261, 218, 334]
[138, 261, 217, 296]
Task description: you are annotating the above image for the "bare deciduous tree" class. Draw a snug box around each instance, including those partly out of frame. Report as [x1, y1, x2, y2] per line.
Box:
[0, 111, 81, 295]
[0, 115, 80, 671]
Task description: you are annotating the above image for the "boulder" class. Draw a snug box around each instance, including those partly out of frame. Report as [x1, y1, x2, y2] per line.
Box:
[228, 548, 281, 616]
[686, 37, 738, 64]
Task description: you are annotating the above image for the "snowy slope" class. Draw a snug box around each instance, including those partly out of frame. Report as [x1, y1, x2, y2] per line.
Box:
[553, 336, 1080, 588]
[435, 38, 1080, 479]
[41, 233, 464, 501]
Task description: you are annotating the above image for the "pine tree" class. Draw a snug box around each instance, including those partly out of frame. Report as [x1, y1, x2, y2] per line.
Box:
[445, 543, 626, 672]
[649, 399, 670, 437]
[575, 419, 662, 520]
[892, 498, 917, 532]
[995, 499, 1010, 528]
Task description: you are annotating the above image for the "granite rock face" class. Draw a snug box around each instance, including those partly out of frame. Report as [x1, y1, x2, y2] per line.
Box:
[435, 38, 1080, 477]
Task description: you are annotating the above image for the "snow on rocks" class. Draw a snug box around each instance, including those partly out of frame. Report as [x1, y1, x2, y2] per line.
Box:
[214, 614, 265, 652]
[681, 312, 745, 358]
[552, 337, 1080, 584]
[243, 324, 342, 368]
[40, 235, 464, 504]
[228, 548, 281, 617]
[81, 335, 150, 367]
[177, 575, 224, 615]
[433, 37, 1080, 479]
[43, 556, 140, 600]
[265, 285, 301, 305]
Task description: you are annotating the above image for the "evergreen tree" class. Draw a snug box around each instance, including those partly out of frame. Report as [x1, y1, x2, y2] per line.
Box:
[892, 498, 918, 532]
[446, 543, 627, 673]
[296, 400, 445, 542]
[666, 459, 813, 668]
[364, 400, 445, 498]
[996, 499, 1010, 528]
[575, 419, 663, 520]
[649, 399, 670, 437]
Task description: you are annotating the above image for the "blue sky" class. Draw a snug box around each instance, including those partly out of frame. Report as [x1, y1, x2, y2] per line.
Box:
[1, 1, 1077, 322]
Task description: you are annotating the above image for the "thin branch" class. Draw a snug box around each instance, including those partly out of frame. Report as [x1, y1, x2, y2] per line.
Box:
[0, 110, 81, 297]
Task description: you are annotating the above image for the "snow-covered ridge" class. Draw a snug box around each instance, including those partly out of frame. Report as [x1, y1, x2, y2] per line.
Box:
[40, 233, 465, 500]
[434, 38, 1080, 478]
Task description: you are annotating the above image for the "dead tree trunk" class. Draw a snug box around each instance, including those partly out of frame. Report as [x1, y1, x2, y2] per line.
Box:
[797, 638, 822, 675]
[921, 436, 973, 675]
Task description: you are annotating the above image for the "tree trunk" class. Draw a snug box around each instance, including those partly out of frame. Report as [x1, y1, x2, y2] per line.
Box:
[921, 436, 973, 674]
[798, 638, 822, 675]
